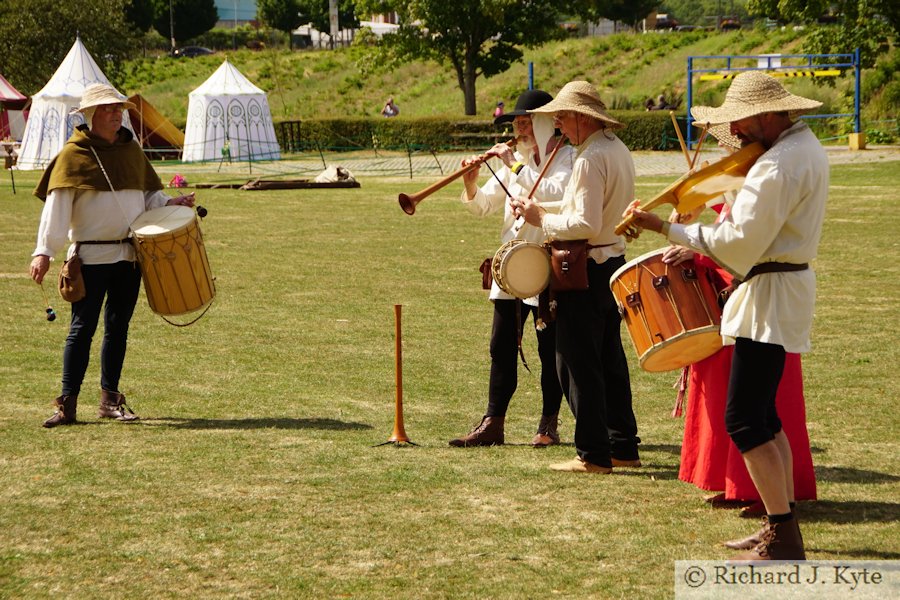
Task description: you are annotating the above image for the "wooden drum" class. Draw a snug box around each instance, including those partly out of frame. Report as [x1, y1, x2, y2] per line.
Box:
[131, 206, 215, 316]
[610, 248, 722, 372]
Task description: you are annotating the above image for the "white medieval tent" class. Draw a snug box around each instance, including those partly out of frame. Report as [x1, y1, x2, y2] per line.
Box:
[182, 59, 280, 162]
[0, 73, 28, 141]
[16, 36, 131, 170]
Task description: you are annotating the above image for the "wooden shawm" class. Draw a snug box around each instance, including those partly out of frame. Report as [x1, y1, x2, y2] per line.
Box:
[193, 179, 361, 190]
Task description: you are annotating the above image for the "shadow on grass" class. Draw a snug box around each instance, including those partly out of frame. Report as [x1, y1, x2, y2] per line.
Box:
[798, 499, 900, 524]
[814, 465, 900, 484]
[140, 417, 374, 431]
[810, 547, 900, 560]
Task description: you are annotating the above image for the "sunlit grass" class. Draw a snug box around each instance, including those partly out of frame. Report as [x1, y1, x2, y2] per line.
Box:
[0, 159, 897, 598]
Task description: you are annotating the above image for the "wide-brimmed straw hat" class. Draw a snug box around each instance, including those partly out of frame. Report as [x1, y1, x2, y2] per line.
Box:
[690, 71, 821, 126]
[72, 83, 135, 114]
[494, 89, 553, 125]
[529, 81, 624, 130]
[703, 123, 742, 150]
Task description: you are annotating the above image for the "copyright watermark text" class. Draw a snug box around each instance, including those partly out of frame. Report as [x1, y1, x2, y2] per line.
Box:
[675, 561, 899, 599]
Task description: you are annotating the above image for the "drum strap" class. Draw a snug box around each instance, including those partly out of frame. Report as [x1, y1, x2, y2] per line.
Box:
[88, 147, 137, 239]
[515, 300, 531, 373]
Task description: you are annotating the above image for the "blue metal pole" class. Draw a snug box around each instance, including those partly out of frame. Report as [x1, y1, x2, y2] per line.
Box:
[854, 47, 861, 133]
[686, 56, 694, 148]
[528, 62, 534, 90]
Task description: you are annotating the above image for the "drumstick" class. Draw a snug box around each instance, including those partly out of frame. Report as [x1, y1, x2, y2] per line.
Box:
[527, 135, 567, 199]
[670, 111, 691, 168]
[511, 135, 568, 238]
[482, 159, 514, 199]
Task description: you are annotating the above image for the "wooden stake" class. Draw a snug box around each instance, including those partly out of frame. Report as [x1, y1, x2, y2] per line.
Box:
[377, 304, 415, 445]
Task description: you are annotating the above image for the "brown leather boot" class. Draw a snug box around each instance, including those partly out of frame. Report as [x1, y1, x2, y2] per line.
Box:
[43, 395, 77, 428]
[98, 389, 139, 422]
[531, 412, 560, 447]
[724, 518, 767, 550]
[448, 416, 504, 447]
[733, 517, 806, 561]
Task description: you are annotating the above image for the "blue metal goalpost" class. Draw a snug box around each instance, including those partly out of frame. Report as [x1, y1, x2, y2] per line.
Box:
[685, 48, 862, 147]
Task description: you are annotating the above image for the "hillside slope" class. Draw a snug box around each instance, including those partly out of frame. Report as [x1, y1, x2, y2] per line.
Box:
[121, 28, 865, 128]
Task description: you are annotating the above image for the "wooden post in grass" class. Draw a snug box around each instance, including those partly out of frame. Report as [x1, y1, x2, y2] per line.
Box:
[378, 304, 416, 446]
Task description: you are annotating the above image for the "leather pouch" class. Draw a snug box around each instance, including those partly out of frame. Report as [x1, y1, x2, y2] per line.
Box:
[479, 257, 493, 290]
[547, 239, 589, 291]
[58, 253, 86, 302]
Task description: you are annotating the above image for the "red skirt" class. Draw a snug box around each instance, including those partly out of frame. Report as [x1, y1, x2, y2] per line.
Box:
[678, 346, 817, 501]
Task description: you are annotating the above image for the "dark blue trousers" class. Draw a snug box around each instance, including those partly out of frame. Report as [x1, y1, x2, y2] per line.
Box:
[62, 261, 142, 397]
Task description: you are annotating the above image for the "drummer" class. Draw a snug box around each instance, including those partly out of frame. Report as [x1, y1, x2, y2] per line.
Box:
[29, 83, 195, 428]
[623, 71, 827, 560]
[449, 89, 575, 448]
[512, 81, 640, 473]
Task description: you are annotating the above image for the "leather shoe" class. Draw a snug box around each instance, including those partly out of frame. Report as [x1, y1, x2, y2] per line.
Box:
[705, 493, 754, 509]
[611, 458, 641, 468]
[549, 457, 612, 474]
[531, 412, 560, 447]
[724, 522, 766, 550]
[739, 500, 767, 518]
[448, 415, 504, 447]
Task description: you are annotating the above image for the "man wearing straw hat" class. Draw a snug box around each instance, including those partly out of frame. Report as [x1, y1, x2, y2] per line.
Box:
[29, 83, 195, 428]
[625, 71, 828, 560]
[512, 81, 640, 474]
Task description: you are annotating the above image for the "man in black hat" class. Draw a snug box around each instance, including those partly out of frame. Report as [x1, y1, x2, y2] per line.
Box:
[449, 89, 575, 448]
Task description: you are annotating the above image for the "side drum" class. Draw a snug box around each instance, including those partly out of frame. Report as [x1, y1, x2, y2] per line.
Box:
[491, 239, 551, 299]
[131, 206, 215, 316]
[609, 248, 722, 372]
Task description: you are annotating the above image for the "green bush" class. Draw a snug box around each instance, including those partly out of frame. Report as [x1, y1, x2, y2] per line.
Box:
[273, 112, 680, 153]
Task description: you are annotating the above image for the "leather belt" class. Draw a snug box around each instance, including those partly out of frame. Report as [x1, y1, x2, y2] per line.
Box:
[743, 262, 809, 282]
[78, 238, 131, 245]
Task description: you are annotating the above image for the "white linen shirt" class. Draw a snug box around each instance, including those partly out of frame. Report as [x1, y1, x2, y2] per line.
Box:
[462, 144, 575, 305]
[540, 129, 635, 264]
[33, 188, 172, 265]
[667, 121, 829, 353]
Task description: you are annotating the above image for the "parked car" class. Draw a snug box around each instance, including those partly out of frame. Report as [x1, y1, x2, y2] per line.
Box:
[173, 46, 214, 58]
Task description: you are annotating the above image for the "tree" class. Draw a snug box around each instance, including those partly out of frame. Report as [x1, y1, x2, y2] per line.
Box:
[352, 0, 569, 115]
[657, 0, 750, 26]
[747, 0, 899, 69]
[297, 0, 361, 38]
[570, 0, 662, 29]
[0, 0, 140, 94]
[258, 0, 306, 49]
[126, 0, 156, 32]
[151, 0, 218, 48]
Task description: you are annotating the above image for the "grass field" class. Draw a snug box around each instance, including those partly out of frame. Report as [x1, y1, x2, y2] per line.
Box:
[1, 156, 898, 599]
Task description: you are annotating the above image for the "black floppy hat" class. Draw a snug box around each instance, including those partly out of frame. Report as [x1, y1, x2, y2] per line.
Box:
[494, 89, 553, 125]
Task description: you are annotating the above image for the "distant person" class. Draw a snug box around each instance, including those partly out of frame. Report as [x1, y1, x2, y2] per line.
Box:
[644, 98, 655, 111]
[493, 101, 504, 119]
[381, 97, 400, 118]
[650, 94, 669, 111]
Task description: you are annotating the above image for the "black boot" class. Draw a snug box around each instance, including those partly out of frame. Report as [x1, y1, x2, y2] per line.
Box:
[43, 395, 77, 428]
[98, 389, 139, 422]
